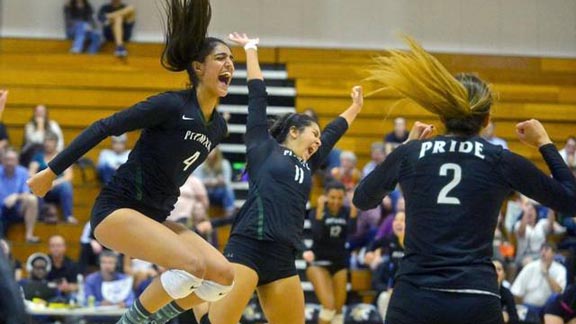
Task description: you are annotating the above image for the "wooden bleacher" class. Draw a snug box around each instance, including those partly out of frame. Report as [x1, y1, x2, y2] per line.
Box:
[2, 38, 575, 292]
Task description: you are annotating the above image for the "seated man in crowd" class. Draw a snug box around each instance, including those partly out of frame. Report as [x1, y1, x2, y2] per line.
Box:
[98, 0, 136, 57]
[97, 134, 130, 185]
[0, 148, 40, 243]
[46, 235, 79, 302]
[20, 253, 60, 302]
[512, 243, 567, 323]
[84, 250, 134, 308]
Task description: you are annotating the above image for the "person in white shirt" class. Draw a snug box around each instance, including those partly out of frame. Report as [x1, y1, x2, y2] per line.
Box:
[514, 200, 562, 268]
[511, 243, 566, 320]
[97, 134, 130, 184]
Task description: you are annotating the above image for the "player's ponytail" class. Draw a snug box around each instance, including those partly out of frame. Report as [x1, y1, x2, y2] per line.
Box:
[161, 0, 228, 87]
[367, 36, 494, 136]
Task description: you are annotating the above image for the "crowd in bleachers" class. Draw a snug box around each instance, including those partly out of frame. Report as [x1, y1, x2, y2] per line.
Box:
[2, 95, 576, 323]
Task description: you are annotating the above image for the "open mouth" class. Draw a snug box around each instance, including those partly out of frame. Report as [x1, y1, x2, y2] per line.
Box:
[307, 146, 316, 156]
[218, 72, 232, 86]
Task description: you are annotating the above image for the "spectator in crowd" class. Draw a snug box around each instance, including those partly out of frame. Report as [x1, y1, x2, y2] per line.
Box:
[97, 134, 130, 185]
[493, 259, 519, 324]
[46, 235, 79, 300]
[330, 150, 362, 202]
[364, 211, 405, 320]
[167, 173, 209, 224]
[511, 243, 567, 322]
[64, 0, 101, 54]
[559, 136, 576, 169]
[29, 133, 76, 224]
[514, 200, 557, 268]
[78, 222, 103, 275]
[195, 147, 236, 217]
[21, 105, 64, 167]
[0, 239, 22, 281]
[20, 253, 60, 302]
[383, 117, 409, 154]
[0, 148, 39, 243]
[98, 0, 136, 57]
[362, 142, 386, 177]
[84, 250, 135, 308]
[482, 121, 509, 149]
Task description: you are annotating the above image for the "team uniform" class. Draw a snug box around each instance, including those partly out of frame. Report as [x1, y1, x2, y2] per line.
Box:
[308, 206, 356, 275]
[48, 90, 228, 228]
[354, 135, 576, 324]
[224, 79, 349, 286]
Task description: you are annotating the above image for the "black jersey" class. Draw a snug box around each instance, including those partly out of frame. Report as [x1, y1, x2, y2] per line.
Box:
[49, 90, 227, 215]
[354, 135, 576, 295]
[310, 206, 356, 260]
[230, 79, 348, 251]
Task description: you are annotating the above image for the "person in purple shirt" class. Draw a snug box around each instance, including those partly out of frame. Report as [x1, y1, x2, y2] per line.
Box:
[0, 148, 39, 243]
[84, 250, 135, 308]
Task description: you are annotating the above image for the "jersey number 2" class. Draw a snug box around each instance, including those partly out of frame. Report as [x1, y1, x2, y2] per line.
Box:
[183, 151, 201, 171]
[437, 163, 461, 205]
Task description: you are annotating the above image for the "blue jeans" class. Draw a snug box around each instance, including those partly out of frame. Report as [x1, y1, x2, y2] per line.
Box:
[66, 21, 101, 54]
[97, 165, 116, 185]
[44, 181, 74, 220]
[208, 186, 235, 212]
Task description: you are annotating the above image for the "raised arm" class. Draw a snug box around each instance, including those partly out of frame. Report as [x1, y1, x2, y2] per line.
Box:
[501, 120, 576, 215]
[228, 33, 269, 150]
[308, 87, 363, 170]
[27, 93, 178, 197]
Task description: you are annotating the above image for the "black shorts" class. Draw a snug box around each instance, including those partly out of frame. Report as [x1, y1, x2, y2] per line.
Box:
[91, 190, 169, 231]
[386, 280, 504, 324]
[544, 287, 576, 322]
[310, 252, 349, 275]
[223, 235, 298, 286]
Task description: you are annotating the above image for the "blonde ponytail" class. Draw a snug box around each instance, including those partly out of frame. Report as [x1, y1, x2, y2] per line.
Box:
[367, 36, 492, 121]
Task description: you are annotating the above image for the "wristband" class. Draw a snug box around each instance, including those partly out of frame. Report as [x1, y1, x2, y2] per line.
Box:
[244, 41, 258, 51]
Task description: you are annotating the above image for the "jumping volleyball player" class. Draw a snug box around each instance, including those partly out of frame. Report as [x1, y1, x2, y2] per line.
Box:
[27, 0, 239, 322]
[354, 37, 576, 324]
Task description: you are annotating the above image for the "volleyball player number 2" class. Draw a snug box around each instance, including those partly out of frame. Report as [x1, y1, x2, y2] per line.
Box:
[437, 163, 461, 205]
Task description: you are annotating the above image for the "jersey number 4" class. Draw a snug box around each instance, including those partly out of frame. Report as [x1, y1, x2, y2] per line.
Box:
[183, 151, 201, 171]
[437, 163, 461, 205]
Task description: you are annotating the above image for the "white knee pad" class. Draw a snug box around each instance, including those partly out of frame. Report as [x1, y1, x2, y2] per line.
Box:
[319, 308, 336, 322]
[331, 313, 343, 324]
[194, 280, 234, 302]
[160, 269, 204, 299]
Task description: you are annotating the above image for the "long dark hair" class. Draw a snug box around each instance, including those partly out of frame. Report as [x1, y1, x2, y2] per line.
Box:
[269, 113, 317, 143]
[161, 0, 228, 87]
[67, 0, 93, 20]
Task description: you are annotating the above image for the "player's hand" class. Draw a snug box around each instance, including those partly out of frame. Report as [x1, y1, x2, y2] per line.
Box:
[228, 32, 259, 48]
[27, 168, 57, 197]
[317, 195, 327, 207]
[303, 251, 315, 263]
[350, 86, 363, 109]
[406, 121, 434, 142]
[0, 89, 8, 120]
[516, 119, 552, 148]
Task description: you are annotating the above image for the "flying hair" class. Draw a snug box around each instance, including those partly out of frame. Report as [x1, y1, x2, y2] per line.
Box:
[366, 36, 493, 120]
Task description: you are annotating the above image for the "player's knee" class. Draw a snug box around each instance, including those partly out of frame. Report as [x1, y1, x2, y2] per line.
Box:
[194, 279, 234, 302]
[21, 194, 38, 207]
[160, 269, 203, 299]
[214, 261, 235, 285]
[319, 307, 336, 322]
[177, 253, 206, 279]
